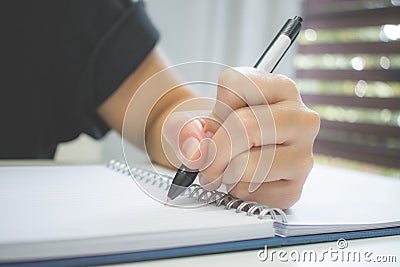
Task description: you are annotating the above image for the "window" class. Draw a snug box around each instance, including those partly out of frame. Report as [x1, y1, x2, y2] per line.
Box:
[296, 0, 400, 169]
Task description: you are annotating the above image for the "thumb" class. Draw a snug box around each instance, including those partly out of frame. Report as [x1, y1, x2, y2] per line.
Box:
[162, 111, 209, 170]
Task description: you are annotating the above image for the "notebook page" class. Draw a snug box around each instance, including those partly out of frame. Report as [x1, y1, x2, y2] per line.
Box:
[277, 164, 400, 235]
[0, 165, 273, 260]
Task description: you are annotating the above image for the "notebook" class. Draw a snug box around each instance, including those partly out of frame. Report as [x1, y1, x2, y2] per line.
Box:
[0, 160, 399, 266]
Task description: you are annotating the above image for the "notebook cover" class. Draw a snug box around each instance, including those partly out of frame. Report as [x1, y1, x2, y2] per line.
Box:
[4, 226, 400, 267]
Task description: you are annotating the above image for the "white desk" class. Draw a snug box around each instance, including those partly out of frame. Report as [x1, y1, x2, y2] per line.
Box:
[1, 161, 399, 266]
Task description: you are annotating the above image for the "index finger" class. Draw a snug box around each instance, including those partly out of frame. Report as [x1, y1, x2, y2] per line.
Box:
[213, 67, 300, 121]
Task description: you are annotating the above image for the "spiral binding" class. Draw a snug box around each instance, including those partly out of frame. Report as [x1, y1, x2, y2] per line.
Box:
[107, 160, 287, 223]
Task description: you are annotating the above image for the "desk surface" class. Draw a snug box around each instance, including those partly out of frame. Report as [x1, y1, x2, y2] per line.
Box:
[1, 160, 399, 266]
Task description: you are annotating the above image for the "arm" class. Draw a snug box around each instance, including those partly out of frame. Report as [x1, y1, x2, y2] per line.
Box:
[97, 46, 194, 167]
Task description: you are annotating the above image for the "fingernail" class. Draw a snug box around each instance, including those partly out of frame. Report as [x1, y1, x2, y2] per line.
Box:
[205, 131, 214, 138]
[181, 137, 200, 160]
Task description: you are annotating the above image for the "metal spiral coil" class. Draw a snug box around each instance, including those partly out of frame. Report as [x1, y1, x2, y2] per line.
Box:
[107, 160, 172, 190]
[107, 160, 287, 222]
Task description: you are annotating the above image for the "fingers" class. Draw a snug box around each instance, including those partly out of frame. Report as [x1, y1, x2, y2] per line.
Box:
[213, 67, 300, 121]
[199, 141, 314, 193]
[161, 67, 320, 210]
[221, 143, 314, 185]
[227, 179, 305, 210]
[200, 103, 318, 183]
[162, 111, 209, 170]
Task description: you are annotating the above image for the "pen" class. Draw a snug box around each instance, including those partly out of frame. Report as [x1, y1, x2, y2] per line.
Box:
[167, 16, 303, 202]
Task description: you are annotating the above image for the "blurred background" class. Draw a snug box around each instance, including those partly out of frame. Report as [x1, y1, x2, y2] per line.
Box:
[55, 0, 301, 162]
[55, 0, 400, 176]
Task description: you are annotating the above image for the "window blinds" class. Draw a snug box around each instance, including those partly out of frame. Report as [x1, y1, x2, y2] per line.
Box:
[297, 0, 400, 168]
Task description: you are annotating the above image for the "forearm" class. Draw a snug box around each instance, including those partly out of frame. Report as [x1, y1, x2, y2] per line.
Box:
[145, 88, 194, 167]
[97, 46, 194, 167]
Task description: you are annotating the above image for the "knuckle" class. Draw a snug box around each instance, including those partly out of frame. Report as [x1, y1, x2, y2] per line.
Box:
[276, 74, 299, 97]
[219, 67, 236, 81]
[218, 68, 241, 90]
[303, 109, 321, 137]
[295, 107, 320, 138]
[310, 110, 321, 136]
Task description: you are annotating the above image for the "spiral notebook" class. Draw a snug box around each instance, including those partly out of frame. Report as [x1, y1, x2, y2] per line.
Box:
[0, 161, 399, 265]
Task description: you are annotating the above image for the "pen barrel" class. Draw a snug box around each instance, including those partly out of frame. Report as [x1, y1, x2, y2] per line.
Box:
[255, 35, 291, 73]
[254, 16, 302, 72]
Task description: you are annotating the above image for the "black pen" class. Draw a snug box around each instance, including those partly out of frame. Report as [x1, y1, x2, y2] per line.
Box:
[167, 16, 303, 202]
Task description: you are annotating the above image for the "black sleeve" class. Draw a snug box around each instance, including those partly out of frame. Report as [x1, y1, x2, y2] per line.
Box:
[76, 0, 160, 138]
[0, 0, 159, 158]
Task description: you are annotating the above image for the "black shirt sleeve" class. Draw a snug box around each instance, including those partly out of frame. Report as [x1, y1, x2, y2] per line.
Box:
[0, 0, 159, 158]
[77, 0, 159, 138]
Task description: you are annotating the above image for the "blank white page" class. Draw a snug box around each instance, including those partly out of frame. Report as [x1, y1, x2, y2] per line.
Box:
[0, 165, 273, 261]
[285, 164, 400, 225]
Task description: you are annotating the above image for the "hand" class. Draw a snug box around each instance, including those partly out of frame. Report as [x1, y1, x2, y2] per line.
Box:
[163, 67, 320, 209]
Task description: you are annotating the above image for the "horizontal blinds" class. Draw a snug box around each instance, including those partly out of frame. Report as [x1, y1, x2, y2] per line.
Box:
[297, 0, 400, 168]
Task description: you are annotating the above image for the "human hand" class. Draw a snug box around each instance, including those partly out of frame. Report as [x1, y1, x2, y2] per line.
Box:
[162, 67, 320, 209]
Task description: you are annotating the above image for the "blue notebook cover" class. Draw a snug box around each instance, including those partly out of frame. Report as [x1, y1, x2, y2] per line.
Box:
[4, 227, 400, 267]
